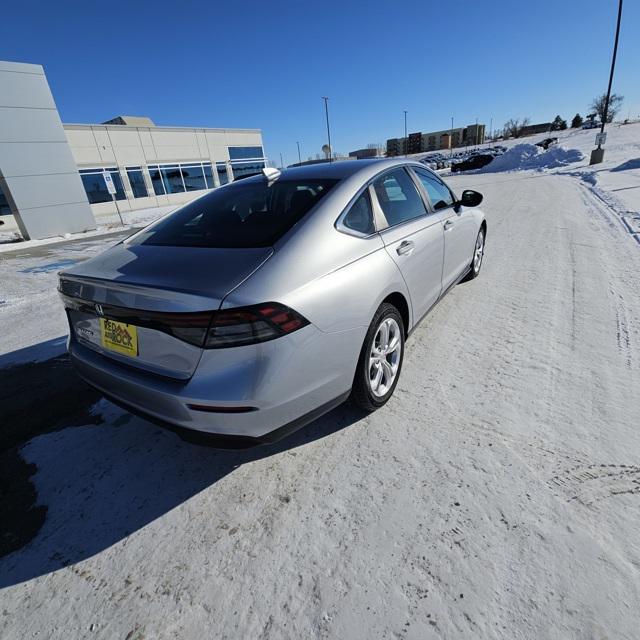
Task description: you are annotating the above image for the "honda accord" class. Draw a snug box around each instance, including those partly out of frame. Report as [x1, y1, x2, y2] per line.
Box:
[59, 159, 486, 443]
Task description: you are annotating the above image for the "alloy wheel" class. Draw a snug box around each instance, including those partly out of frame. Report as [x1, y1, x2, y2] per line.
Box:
[474, 230, 485, 273]
[368, 317, 402, 397]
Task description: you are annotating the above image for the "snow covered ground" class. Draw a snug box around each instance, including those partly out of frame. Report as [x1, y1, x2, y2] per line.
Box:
[1, 124, 639, 639]
[0, 203, 177, 252]
[0, 230, 133, 363]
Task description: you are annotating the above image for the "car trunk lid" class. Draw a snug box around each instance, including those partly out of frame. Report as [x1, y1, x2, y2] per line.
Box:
[59, 243, 273, 379]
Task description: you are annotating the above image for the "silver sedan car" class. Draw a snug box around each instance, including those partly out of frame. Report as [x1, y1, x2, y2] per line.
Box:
[59, 159, 486, 444]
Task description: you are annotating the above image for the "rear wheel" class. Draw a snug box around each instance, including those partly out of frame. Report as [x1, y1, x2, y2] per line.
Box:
[462, 227, 485, 282]
[351, 303, 405, 412]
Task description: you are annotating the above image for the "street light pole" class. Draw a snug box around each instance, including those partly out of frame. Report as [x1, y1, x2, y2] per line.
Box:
[322, 97, 332, 163]
[403, 110, 408, 156]
[296, 141, 302, 165]
[590, 0, 624, 165]
[450, 116, 454, 157]
[279, 153, 284, 169]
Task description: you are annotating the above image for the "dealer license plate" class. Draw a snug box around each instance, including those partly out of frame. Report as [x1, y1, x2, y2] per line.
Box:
[99, 318, 138, 357]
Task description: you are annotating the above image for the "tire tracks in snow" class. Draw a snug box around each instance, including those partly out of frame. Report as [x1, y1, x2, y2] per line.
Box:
[550, 464, 640, 506]
[573, 179, 638, 371]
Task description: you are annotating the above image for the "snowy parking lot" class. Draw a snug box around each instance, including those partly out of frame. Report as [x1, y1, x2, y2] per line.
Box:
[1, 125, 640, 639]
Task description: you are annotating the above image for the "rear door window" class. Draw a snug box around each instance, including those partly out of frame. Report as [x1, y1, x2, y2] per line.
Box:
[134, 178, 338, 248]
[372, 168, 426, 227]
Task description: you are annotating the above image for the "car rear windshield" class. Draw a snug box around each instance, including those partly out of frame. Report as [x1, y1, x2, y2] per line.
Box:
[133, 177, 339, 248]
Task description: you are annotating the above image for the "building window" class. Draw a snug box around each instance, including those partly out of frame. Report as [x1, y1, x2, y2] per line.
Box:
[216, 162, 229, 185]
[0, 186, 11, 216]
[79, 168, 126, 203]
[148, 166, 164, 196]
[230, 161, 265, 180]
[228, 146, 264, 161]
[149, 162, 216, 195]
[203, 162, 214, 188]
[181, 165, 206, 191]
[126, 167, 148, 198]
[160, 166, 185, 194]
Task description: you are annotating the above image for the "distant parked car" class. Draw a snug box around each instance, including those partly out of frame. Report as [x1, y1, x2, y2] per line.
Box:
[451, 154, 495, 173]
[582, 120, 599, 130]
[536, 137, 558, 150]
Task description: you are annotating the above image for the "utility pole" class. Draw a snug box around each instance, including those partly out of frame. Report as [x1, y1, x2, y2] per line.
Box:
[322, 97, 332, 163]
[590, 0, 623, 165]
[489, 117, 493, 141]
[475, 117, 479, 148]
[450, 116, 454, 157]
[279, 153, 284, 169]
[403, 110, 408, 156]
[296, 141, 302, 165]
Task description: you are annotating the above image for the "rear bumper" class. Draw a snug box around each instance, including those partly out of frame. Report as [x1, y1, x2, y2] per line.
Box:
[69, 322, 364, 440]
[97, 387, 349, 446]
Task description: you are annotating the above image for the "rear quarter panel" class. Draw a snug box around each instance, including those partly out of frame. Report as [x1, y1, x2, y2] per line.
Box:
[223, 229, 410, 334]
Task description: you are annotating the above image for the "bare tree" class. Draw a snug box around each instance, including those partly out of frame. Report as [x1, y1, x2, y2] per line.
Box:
[503, 119, 519, 138]
[503, 117, 531, 138]
[590, 93, 624, 123]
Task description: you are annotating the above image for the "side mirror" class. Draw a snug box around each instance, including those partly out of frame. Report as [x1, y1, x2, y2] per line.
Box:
[459, 189, 483, 208]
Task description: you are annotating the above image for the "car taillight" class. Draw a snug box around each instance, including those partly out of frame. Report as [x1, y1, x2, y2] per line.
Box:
[204, 303, 309, 348]
[60, 292, 307, 349]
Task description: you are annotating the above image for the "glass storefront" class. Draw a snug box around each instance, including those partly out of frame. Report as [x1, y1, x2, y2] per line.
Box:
[80, 154, 266, 205]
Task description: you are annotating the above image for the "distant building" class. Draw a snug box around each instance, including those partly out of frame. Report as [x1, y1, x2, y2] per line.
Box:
[463, 123, 486, 147]
[348, 147, 384, 160]
[422, 128, 464, 151]
[387, 123, 486, 156]
[519, 122, 552, 137]
[407, 132, 423, 154]
[386, 138, 407, 156]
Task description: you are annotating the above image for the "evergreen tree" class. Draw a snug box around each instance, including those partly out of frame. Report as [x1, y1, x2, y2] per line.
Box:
[551, 115, 567, 131]
[571, 113, 583, 128]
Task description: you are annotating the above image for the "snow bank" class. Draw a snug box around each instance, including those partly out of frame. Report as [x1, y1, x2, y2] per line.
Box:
[479, 143, 583, 173]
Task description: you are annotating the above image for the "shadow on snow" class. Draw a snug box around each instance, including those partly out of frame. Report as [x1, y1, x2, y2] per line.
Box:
[0, 339, 365, 588]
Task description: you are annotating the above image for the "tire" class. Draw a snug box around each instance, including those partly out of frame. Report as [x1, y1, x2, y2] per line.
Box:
[351, 303, 405, 412]
[461, 226, 485, 282]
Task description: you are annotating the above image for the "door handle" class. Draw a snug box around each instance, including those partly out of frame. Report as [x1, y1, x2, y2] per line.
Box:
[444, 219, 454, 230]
[396, 240, 414, 256]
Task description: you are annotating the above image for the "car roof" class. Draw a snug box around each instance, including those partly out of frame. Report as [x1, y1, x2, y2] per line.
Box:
[266, 158, 422, 181]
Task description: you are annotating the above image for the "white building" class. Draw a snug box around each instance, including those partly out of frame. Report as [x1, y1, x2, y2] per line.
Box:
[0, 60, 266, 240]
[66, 119, 265, 217]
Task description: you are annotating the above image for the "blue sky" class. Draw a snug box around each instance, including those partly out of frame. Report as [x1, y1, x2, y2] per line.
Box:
[2, 0, 638, 165]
